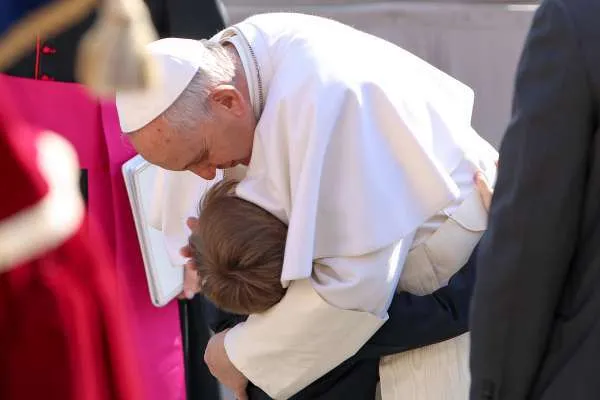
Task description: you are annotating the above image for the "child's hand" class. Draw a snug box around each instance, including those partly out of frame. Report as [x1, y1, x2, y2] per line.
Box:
[474, 161, 497, 212]
[178, 217, 202, 300]
[205, 329, 249, 400]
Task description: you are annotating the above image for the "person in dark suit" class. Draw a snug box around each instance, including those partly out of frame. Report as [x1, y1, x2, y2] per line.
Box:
[469, 0, 600, 398]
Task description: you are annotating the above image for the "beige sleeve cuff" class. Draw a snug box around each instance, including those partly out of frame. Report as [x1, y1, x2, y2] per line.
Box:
[223, 279, 385, 400]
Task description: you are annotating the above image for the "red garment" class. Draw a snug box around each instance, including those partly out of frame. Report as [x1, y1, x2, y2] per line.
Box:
[0, 82, 143, 400]
[0, 75, 185, 400]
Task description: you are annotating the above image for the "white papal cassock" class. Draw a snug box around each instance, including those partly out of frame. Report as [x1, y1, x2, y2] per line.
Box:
[116, 13, 497, 400]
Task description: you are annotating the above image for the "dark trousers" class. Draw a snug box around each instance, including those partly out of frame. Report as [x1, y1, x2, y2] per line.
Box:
[203, 247, 478, 400]
[179, 299, 222, 400]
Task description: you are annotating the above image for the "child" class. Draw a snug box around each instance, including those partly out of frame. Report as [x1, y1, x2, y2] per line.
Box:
[187, 179, 287, 315]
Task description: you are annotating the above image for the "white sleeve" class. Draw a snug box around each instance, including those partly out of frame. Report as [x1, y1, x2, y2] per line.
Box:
[312, 232, 414, 318]
[224, 238, 413, 400]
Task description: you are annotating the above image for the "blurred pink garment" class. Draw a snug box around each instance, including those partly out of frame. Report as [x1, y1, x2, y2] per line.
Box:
[0, 74, 185, 400]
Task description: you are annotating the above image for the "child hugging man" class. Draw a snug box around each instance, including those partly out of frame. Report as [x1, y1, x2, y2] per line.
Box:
[188, 175, 490, 400]
[187, 179, 288, 315]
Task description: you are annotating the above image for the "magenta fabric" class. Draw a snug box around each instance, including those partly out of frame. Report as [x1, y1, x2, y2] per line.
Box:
[0, 75, 185, 400]
[99, 101, 186, 400]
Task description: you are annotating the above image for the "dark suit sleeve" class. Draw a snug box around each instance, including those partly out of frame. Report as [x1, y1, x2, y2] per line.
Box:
[469, 1, 595, 399]
[358, 247, 476, 358]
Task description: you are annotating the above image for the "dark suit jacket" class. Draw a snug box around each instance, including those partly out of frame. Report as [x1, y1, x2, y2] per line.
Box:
[470, 0, 600, 398]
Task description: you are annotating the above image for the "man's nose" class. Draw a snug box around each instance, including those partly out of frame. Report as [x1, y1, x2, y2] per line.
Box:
[189, 165, 217, 180]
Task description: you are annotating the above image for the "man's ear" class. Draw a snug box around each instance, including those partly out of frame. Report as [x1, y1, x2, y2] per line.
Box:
[210, 85, 245, 116]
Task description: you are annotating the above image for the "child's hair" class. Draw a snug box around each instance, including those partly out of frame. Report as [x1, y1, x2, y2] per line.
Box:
[188, 180, 288, 315]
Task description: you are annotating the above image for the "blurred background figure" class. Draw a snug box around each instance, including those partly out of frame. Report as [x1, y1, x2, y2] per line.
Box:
[0, 1, 229, 399]
[0, 91, 144, 400]
[0, 2, 144, 399]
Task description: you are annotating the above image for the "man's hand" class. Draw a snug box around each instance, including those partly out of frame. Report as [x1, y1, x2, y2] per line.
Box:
[178, 217, 202, 300]
[205, 330, 249, 400]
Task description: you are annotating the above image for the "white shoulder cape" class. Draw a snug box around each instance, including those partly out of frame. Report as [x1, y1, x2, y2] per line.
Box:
[233, 16, 478, 285]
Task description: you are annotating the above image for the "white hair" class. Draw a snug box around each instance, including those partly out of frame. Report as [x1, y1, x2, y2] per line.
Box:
[162, 40, 236, 134]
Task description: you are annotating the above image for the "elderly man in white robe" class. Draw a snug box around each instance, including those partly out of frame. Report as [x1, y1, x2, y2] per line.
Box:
[115, 13, 497, 400]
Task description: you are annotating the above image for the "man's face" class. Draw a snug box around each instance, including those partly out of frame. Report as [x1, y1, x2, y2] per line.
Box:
[127, 86, 256, 180]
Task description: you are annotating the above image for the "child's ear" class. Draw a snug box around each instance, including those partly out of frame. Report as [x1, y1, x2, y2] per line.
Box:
[186, 217, 200, 231]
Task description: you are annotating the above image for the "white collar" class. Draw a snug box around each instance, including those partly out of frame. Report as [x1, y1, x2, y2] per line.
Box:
[219, 29, 263, 120]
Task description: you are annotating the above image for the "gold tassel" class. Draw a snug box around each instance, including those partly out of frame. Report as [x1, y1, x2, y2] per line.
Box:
[76, 0, 159, 97]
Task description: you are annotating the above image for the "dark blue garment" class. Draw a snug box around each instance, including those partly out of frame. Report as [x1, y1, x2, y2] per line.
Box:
[0, 0, 53, 37]
[469, 0, 600, 398]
